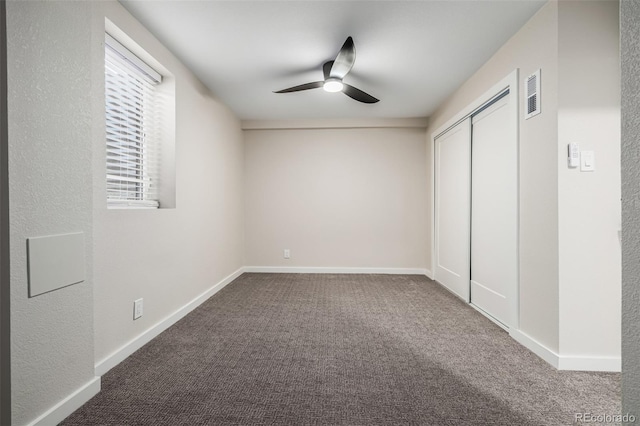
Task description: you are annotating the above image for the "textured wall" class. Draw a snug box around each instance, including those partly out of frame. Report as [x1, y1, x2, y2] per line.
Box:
[0, 0, 9, 423]
[6, 1, 96, 424]
[621, 0, 640, 417]
[244, 126, 428, 269]
[425, 2, 560, 352]
[93, 2, 245, 365]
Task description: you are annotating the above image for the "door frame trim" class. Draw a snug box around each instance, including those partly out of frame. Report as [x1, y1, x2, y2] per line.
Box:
[430, 69, 520, 329]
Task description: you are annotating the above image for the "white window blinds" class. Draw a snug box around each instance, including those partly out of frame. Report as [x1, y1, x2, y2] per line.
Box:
[105, 33, 162, 208]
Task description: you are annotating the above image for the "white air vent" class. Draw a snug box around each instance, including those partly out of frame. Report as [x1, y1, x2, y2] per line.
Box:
[524, 69, 541, 119]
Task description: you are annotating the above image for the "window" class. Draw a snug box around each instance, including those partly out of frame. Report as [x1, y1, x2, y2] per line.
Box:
[105, 33, 162, 208]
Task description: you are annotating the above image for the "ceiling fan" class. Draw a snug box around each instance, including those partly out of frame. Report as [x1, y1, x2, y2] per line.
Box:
[274, 37, 380, 104]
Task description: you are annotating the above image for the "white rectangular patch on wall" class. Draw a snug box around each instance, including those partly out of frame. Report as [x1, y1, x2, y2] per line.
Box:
[27, 232, 85, 297]
[524, 69, 541, 119]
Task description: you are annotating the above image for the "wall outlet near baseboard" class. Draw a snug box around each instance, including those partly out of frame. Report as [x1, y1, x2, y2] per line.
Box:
[134, 298, 143, 320]
[284, 249, 290, 259]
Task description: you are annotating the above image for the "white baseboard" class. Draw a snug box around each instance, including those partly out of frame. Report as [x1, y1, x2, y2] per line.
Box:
[509, 328, 560, 369]
[244, 266, 429, 275]
[509, 329, 621, 372]
[557, 355, 621, 372]
[28, 376, 100, 426]
[95, 267, 244, 376]
[424, 269, 433, 280]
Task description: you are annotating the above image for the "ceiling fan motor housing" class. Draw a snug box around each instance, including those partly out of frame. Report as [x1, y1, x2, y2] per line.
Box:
[323, 77, 344, 92]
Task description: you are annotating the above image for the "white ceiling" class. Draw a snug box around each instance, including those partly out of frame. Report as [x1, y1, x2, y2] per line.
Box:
[120, 0, 546, 121]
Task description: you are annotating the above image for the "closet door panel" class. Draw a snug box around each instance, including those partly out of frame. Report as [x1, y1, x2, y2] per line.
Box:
[434, 118, 471, 301]
[470, 94, 517, 327]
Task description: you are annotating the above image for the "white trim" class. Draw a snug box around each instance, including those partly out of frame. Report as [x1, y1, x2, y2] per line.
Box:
[242, 117, 428, 130]
[557, 355, 621, 372]
[107, 199, 159, 209]
[27, 376, 100, 426]
[424, 269, 433, 280]
[94, 267, 244, 376]
[244, 266, 428, 275]
[509, 328, 559, 369]
[509, 329, 621, 371]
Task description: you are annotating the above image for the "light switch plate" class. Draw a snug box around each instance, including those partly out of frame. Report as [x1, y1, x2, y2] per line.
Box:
[580, 151, 595, 172]
[27, 232, 85, 297]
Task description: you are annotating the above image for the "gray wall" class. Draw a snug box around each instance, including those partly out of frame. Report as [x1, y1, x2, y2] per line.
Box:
[0, 1, 9, 424]
[622, 0, 640, 418]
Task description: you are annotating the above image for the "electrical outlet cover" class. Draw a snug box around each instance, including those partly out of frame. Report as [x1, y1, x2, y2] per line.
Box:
[134, 298, 143, 319]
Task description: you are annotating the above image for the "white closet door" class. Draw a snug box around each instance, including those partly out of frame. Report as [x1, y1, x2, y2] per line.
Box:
[434, 118, 471, 301]
[470, 94, 517, 327]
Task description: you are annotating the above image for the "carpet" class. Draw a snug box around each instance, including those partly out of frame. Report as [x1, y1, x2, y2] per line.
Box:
[63, 273, 620, 425]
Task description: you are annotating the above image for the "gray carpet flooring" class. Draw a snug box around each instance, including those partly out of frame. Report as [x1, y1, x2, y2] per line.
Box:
[63, 274, 620, 425]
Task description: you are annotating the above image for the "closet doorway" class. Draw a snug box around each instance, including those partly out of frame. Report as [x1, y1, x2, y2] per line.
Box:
[433, 71, 518, 329]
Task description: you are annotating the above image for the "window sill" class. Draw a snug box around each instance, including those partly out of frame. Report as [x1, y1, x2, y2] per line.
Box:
[107, 200, 159, 209]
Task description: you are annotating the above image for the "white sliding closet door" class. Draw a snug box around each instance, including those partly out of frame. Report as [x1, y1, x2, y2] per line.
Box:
[434, 118, 471, 301]
[470, 93, 517, 327]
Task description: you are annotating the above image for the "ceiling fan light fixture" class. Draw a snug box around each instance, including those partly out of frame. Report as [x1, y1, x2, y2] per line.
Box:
[274, 37, 378, 103]
[323, 78, 344, 93]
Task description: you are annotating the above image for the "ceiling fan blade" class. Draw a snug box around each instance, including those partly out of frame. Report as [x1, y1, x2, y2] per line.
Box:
[330, 37, 355, 79]
[323, 61, 333, 81]
[274, 81, 324, 93]
[343, 84, 379, 104]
